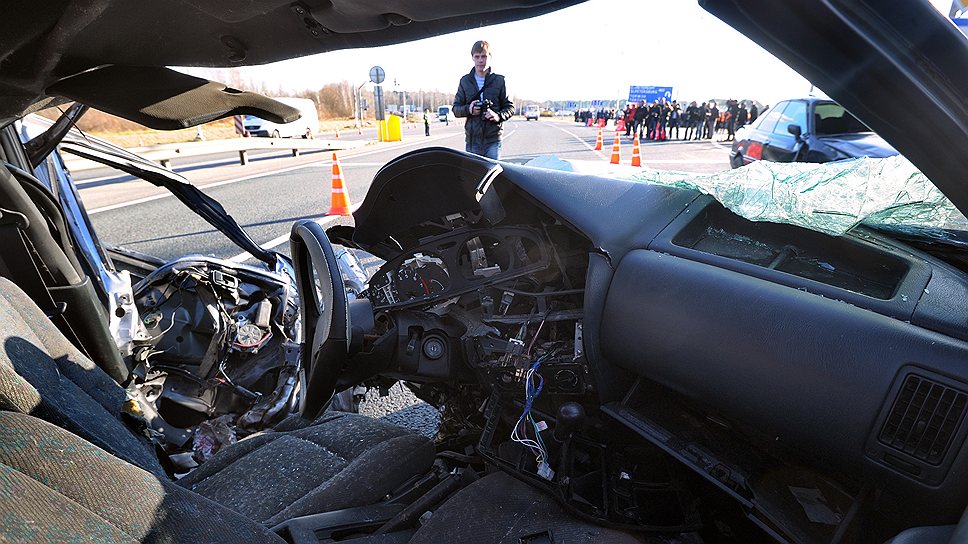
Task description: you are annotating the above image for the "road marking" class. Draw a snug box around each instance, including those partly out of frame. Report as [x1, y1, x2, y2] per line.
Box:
[552, 125, 608, 161]
[79, 127, 463, 215]
[85, 131, 466, 215]
[74, 150, 290, 187]
[226, 202, 364, 263]
[709, 139, 730, 150]
[87, 161, 326, 215]
[643, 159, 730, 164]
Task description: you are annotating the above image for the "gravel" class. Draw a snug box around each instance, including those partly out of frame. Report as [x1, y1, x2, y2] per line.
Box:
[359, 382, 441, 438]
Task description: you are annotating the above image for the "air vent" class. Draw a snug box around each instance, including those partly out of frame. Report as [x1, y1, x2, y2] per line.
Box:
[878, 374, 967, 465]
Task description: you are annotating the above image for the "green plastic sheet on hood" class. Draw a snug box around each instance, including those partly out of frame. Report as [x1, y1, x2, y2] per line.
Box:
[525, 155, 968, 238]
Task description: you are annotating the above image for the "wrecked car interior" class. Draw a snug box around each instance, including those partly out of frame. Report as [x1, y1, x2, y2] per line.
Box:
[1, 0, 968, 543]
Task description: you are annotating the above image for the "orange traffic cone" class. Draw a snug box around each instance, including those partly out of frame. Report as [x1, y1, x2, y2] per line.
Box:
[631, 134, 642, 167]
[609, 132, 621, 165]
[586, 117, 593, 127]
[327, 153, 352, 216]
[335, 127, 340, 139]
[594, 128, 603, 151]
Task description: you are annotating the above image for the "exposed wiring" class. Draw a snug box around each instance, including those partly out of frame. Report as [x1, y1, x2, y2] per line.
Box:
[510, 354, 548, 465]
[525, 319, 545, 357]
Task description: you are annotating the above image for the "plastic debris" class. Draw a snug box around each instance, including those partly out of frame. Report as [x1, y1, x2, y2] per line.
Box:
[192, 415, 237, 463]
[526, 155, 968, 238]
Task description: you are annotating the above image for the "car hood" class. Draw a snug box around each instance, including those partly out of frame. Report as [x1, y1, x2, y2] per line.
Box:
[701, 0, 968, 222]
[0, 0, 583, 124]
[818, 133, 898, 159]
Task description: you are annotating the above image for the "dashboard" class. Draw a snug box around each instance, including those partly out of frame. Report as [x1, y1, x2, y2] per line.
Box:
[363, 226, 551, 309]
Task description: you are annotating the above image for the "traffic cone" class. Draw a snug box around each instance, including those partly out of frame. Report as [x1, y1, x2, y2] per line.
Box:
[327, 153, 352, 216]
[609, 132, 621, 165]
[335, 127, 340, 139]
[594, 128, 603, 151]
[616, 119, 625, 132]
[586, 117, 593, 127]
[631, 134, 642, 167]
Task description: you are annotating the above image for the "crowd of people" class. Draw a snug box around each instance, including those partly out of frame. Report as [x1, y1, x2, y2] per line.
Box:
[577, 99, 767, 142]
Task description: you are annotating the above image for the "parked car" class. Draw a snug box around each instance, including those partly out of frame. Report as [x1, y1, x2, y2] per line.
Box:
[524, 104, 540, 120]
[244, 97, 320, 138]
[729, 98, 898, 168]
[0, 1, 967, 543]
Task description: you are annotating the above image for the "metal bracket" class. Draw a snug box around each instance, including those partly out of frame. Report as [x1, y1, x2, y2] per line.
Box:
[291, 2, 333, 39]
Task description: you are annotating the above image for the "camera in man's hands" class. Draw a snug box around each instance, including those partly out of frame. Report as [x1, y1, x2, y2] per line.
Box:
[479, 98, 494, 112]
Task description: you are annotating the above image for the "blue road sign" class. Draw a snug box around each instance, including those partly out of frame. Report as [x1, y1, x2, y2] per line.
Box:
[629, 86, 674, 104]
[566, 101, 578, 108]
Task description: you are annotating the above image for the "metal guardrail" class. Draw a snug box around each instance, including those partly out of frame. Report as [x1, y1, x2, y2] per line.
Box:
[64, 136, 369, 172]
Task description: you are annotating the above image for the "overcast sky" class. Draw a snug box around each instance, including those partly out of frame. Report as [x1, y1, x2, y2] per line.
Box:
[182, 0, 957, 106]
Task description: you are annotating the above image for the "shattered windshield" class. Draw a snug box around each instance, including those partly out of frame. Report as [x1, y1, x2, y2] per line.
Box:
[527, 155, 968, 239]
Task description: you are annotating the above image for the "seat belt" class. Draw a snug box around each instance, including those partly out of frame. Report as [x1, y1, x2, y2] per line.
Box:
[0, 207, 88, 357]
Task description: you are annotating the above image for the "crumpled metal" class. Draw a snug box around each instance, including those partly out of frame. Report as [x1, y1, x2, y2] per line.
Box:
[526, 155, 968, 237]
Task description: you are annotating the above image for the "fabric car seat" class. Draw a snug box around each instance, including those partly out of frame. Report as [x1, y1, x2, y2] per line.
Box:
[0, 276, 434, 526]
[0, 410, 287, 543]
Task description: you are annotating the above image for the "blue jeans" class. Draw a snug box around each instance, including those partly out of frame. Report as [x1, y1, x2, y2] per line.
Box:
[466, 141, 501, 160]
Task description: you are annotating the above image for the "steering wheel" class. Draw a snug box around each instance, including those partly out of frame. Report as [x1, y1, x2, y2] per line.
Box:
[289, 220, 350, 420]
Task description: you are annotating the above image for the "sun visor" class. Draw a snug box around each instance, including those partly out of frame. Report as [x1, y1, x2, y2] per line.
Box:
[46, 66, 300, 130]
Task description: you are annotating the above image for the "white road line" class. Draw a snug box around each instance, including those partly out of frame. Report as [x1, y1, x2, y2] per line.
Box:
[552, 125, 608, 161]
[87, 161, 326, 215]
[709, 139, 730, 150]
[85, 132, 466, 215]
[75, 150, 288, 187]
[644, 159, 730, 164]
[226, 202, 364, 263]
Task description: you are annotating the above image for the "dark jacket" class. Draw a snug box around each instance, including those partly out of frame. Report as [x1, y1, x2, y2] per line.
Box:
[453, 68, 515, 146]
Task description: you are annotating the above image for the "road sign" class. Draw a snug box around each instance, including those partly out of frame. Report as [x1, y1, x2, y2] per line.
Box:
[369, 66, 386, 84]
[629, 86, 674, 104]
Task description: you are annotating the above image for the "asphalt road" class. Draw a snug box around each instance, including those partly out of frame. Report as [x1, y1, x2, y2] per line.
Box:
[80, 118, 730, 263]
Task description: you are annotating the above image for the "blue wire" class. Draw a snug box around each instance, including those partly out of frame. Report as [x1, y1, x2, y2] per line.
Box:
[517, 354, 548, 462]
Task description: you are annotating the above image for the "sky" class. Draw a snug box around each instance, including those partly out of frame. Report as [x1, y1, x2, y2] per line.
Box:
[182, 0, 958, 107]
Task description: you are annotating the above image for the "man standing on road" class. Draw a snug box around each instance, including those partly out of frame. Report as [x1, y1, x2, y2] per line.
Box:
[634, 101, 648, 139]
[453, 40, 515, 160]
[695, 101, 709, 140]
[423, 108, 431, 137]
[706, 101, 719, 140]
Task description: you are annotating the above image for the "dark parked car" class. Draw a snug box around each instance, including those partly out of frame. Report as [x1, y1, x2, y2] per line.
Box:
[0, 1, 967, 543]
[729, 98, 898, 168]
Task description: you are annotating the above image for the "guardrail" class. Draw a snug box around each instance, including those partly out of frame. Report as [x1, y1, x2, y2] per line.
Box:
[64, 136, 369, 172]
